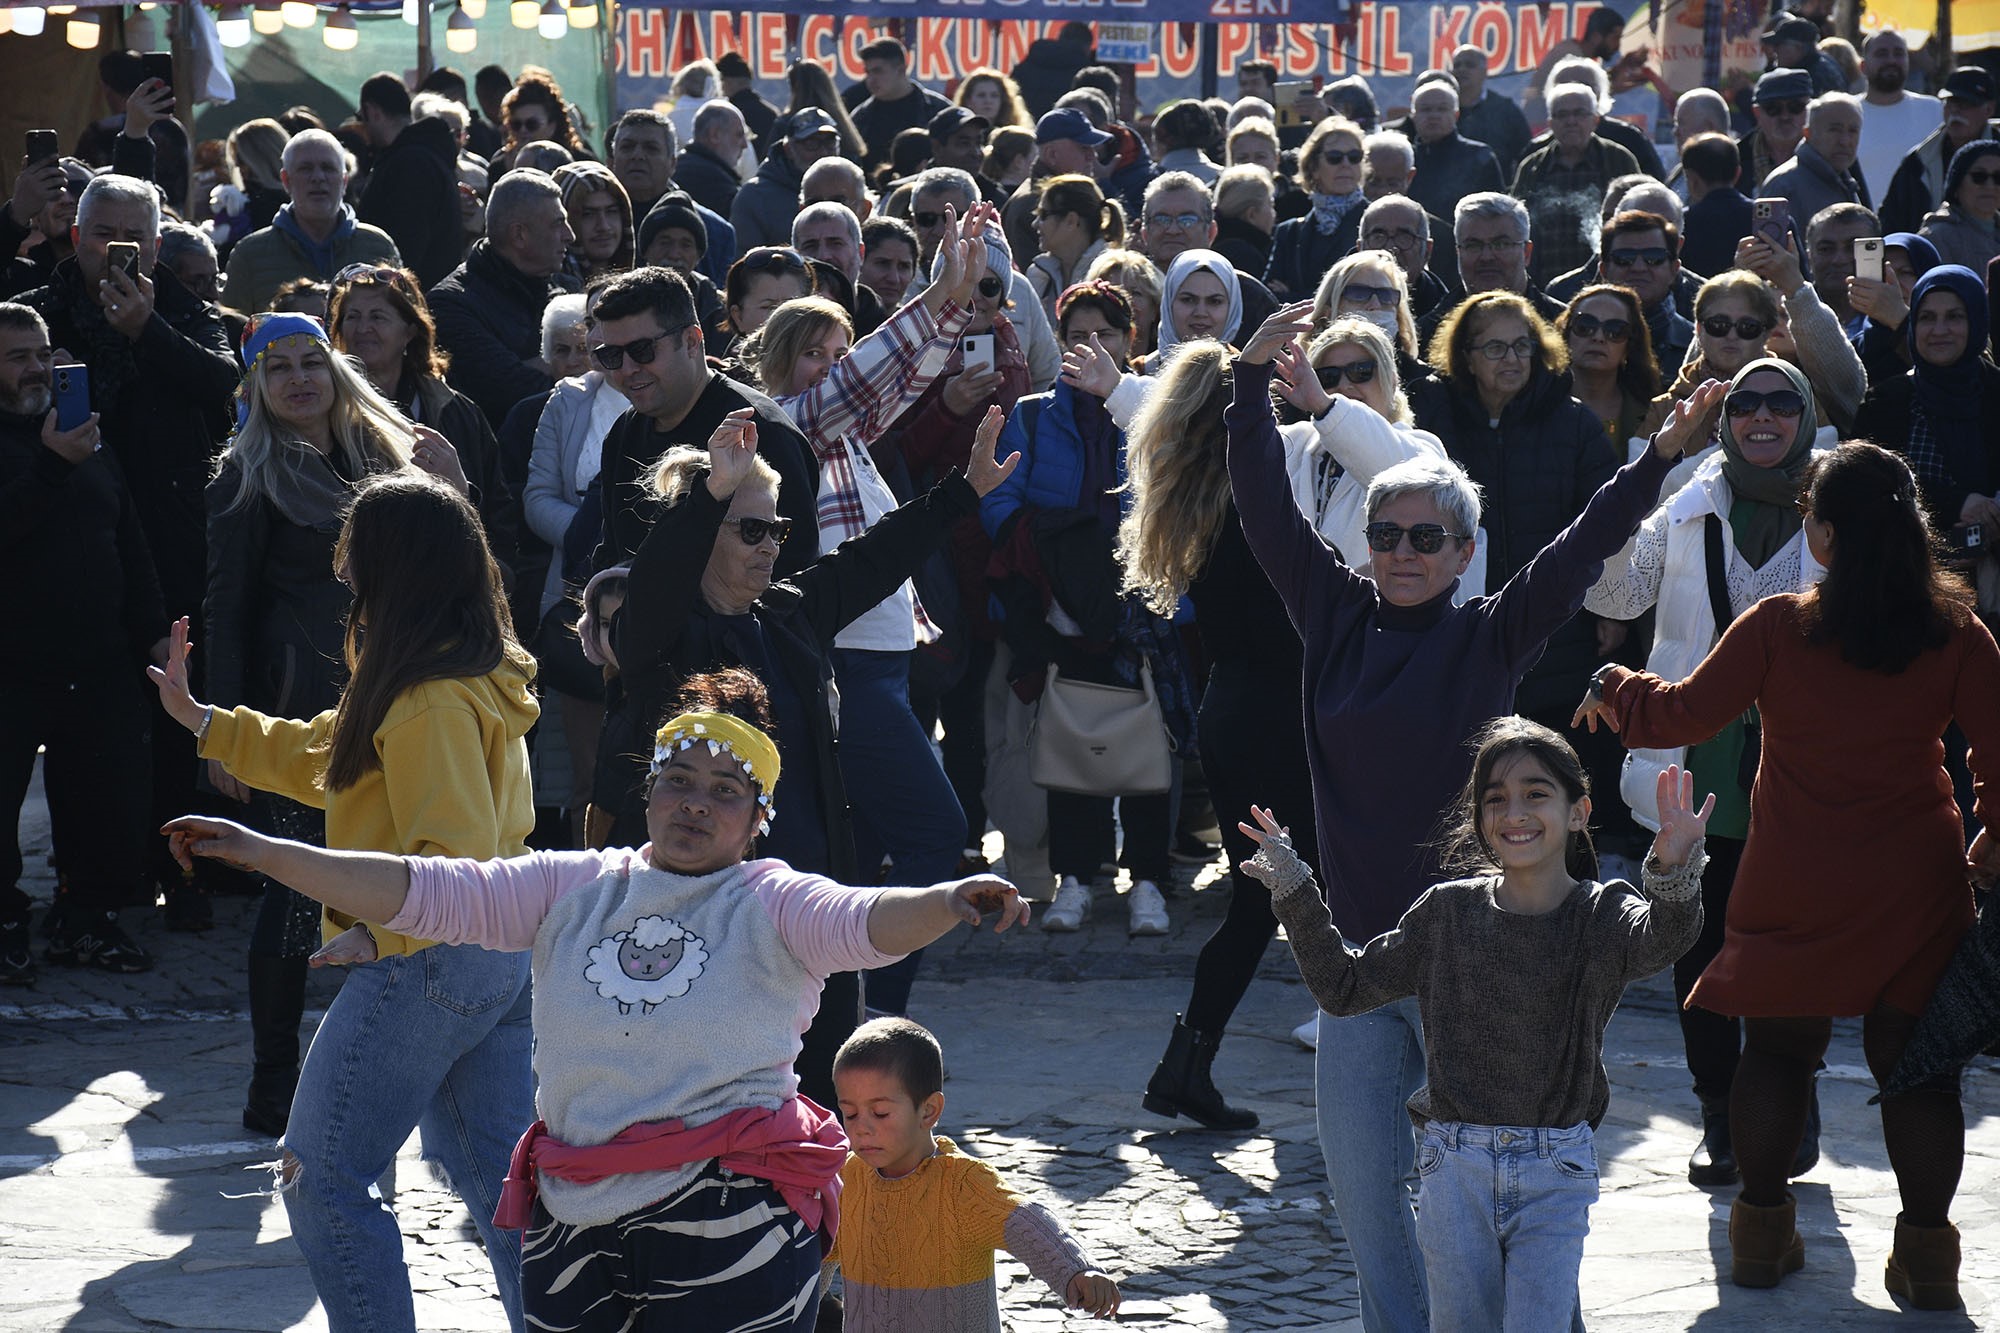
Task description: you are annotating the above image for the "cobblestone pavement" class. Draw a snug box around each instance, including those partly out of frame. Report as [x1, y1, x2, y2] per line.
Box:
[3, 773, 1996, 1330]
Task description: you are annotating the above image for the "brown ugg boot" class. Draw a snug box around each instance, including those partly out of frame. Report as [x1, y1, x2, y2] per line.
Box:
[1728, 1194, 1805, 1288]
[1885, 1216, 1961, 1310]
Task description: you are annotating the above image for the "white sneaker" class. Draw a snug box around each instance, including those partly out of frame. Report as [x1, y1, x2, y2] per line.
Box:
[1042, 878, 1092, 932]
[1292, 1014, 1319, 1050]
[1127, 880, 1169, 936]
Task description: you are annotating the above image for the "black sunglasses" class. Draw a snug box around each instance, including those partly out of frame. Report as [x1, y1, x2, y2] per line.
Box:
[1317, 148, 1365, 165]
[1702, 315, 1769, 340]
[976, 275, 1005, 299]
[1966, 169, 2000, 187]
[1724, 388, 1806, 419]
[1606, 246, 1671, 268]
[1365, 522, 1466, 554]
[592, 324, 691, 370]
[740, 247, 809, 275]
[723, 516, 794, 546]
[1316, 360, 1378, 388]
[1568, 313, 1631, 342]
[911, 210, 948, 230]
[1760, 98, 1809, 117]
[1340, 283, 1399, 308]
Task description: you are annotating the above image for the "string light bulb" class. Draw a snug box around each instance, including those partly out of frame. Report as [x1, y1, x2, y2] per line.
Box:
[252, 0, 284, 34]
[282, 0, 317, 29]
[0, 9, 13, 34]
[565, 1, 595, 29]
[460, 0, 483, 14]
[322, 2, 357, 48]
[445, 1, 476, 53]
[535, 0, 564, 37]
[217, 4, 252, 44]
[13, 7, 47, 36]
[509, 0, 536, 27]
[65, 9, 100, 48]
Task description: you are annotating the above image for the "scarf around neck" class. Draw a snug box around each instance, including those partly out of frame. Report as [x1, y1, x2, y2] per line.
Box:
[1310, 189, 1366, 236]
[1907, 265, 1990, 432]
[1717, 357, 1815, 566]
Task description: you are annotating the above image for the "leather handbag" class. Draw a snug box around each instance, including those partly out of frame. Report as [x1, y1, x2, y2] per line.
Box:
[1028, 660, 1174, 796]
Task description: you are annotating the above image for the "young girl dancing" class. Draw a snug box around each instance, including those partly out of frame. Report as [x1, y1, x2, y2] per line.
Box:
[1245, 717, 1710, 1331]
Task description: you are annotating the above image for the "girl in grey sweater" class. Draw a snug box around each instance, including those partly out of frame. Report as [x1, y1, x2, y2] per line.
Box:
[1244, 716, 1710, 1331]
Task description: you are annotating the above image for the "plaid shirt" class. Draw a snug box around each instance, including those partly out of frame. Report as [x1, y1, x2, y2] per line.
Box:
[776, 295, 972, 643]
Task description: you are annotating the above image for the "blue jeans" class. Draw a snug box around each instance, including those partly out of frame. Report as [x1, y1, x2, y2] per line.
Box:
[283, 943, 533, 1333]
[832, 648, 967, 1015]
[1415, 1121, 1598, 1333]
[1316, 999, 1430, 1333]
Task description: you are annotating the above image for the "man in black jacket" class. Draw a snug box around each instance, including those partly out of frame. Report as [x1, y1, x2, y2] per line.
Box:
[673, 100, 747, 219]
[1010, 21, 1095, 119]
[588, 266, 819, 583]
[429, 169, 579, 426]
[0, 303, 167, 981]
[1406, 81, 1505, 226]
[850, 38, 951, 174]
[357, 71, 466, 288]
[1451, 45, 1532, 179]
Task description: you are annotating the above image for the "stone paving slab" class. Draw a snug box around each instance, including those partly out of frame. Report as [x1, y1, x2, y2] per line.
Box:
[4, 771, 1998, 1330]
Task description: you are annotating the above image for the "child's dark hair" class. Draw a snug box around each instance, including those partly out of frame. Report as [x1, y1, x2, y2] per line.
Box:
[833, 1016, 944, 1105]
[1440, 715, 1598, 881]
[668, 666, 775, 737]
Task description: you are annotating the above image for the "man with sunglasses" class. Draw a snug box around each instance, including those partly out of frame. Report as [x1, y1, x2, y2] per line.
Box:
[221, 129, 401, 317]
[356, 71, 465, 290]
[1596, 210, 1694, 369]
[589, 265, 819, 586]
[1758, 93, 1870, 243]
[1881, 67, 1999, 235]
[1740, 69, 1811, 192]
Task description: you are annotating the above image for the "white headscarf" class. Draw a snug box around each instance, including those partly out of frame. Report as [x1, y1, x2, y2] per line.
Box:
[1156, 248, 1243, 364]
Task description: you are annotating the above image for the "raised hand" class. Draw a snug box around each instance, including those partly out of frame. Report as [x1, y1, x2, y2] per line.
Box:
[100, 266, 156, 341]
[1238, 299, 1317, 366]
[964, 404, 1021, 497]
[162, 815, 271, 874]
[948, 874, 1030, 932]
[1273, 338, 1333, 415]
[1571, 676, 1622, 733]
[40, 407, 100, 464]
[411, 425, 468, 494]
[703, 408, 760, 500]
[1847, 273, 1908, 329]
[1059, 332, 1122, 399]
[123, 78, 175, 138]
[1650, 764, 1716, 868]
[145, 615, 211, 735]
[1650, 379, 1727, 460]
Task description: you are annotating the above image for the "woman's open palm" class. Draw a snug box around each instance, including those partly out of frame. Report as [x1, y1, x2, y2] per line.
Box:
[1651, 764, 1716, 868]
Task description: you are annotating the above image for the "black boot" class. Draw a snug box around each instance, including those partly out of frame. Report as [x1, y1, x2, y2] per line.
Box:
[1142, 1016, 1259, 1131]
[244, 954, 309, 1137]
[1689, 1096, 1739, 1187]
[1790, 1067, 1823, 1178]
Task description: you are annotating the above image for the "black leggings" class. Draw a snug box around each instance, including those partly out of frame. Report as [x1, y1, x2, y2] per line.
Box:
[1673, 834, 1746, 1103]
[1182, 665, 1320, 1034]
[1734, 1007, 1963, 1225]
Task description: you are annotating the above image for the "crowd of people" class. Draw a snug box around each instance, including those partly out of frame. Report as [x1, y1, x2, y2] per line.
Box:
[4, 12, 2000, 1329]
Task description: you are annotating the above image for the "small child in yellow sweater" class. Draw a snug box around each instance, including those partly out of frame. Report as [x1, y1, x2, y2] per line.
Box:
[826, 1017, 1121, 1329]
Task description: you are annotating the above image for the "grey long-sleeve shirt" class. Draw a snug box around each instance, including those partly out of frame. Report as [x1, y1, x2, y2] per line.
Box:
[1270, 851, 1704, 1130]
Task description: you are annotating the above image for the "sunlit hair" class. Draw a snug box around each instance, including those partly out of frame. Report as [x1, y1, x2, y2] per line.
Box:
[327, 265, 449, 385]
[226, 118, 289, 192]
[740, 296, 852, 398]
[1086, 248, 1163, 310]
[1118, 339, 1233, 616]
[1056, 279, 1135, 344]
[1693, 268, 1781, 327]
[500, 73, 586, 157]
[1297, 115, 1366, 194]
[786, 59, 868, 161]
[1309, 318, 1411, 425]
[834, 1015, 945, 1104]
[1038, 173, 1126, 247]
[1557, 282, 1660, 402]
[650, 443, 780, 504]
[1440, 715, 1598, 881]
[954, 67, 1031, 128]
[1311, 249, 1417, 358]
[1426, 290, 1567, 385]
[321, 474, 530, 790]
[1798, 441, 1970, 673]
[215, 334, 414, 514]
[982, 126, 1037, 183]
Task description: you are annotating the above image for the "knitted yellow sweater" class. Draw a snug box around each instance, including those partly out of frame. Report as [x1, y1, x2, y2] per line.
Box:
[828, 1135, 1095, 1331]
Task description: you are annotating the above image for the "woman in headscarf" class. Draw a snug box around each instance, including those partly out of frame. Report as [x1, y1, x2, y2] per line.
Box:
[1853, 265, 2000, 616]
[1586, 358, 1836, 1191]
[1265, 116, 1369, 299]
[1919, 139, 2000, 274]
[1849, 231, 1942, 385]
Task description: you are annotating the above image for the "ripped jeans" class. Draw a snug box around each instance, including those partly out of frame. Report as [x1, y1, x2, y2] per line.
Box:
[281, 942, 533, 1333]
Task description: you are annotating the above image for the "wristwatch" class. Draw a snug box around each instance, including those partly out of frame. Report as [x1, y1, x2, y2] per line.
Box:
[1587, 662, 1618, 701]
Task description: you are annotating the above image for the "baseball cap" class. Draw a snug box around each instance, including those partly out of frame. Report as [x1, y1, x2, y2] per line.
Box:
[715, 51, 752, 81]
[1761, 16, 1820, 46]
[1943, 68, 1999, 104]
[1753, 69, 1813, 105]
[929, 105, 991, 139]
[1035, 107, 1111, 147]
[782, 107, 840, 142]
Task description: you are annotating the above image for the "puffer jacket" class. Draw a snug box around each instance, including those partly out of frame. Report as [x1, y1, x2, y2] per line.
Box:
[728, 151, 805, 252]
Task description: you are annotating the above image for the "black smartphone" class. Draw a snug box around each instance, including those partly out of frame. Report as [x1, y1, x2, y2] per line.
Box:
[1954, 522, 1986, 555]
[107, 240, 140, 280]
[140, 52, 174, 93]
[25, 129, 59, 167]
[54, 363, 91, 432]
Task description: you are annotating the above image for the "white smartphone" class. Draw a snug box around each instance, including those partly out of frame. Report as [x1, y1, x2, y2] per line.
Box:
[961, 333, 996, 375]
[1853, 235, 1884, 282]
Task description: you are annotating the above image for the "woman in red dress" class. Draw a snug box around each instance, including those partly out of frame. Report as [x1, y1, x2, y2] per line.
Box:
[1575, 441, 2000, 1311]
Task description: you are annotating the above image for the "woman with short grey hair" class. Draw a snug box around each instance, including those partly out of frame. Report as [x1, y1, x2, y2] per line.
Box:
[1225, 297, 1725, 1331]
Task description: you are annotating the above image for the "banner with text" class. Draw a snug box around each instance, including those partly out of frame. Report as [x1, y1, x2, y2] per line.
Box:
[613, 4, 1640, 122]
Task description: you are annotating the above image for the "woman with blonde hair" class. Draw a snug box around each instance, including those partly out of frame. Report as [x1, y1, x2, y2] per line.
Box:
[1126, 324, 1444, 1131]
[666, 58, 720, 145]
[955, 67, 1032, 128]
[787, 59, 869, 164]
[1311, 249, 1419, 363]
[1266, 115, 1369, 297]
[1027, 173, 1126, 326]
[983, 125, 1038, 192]
[214, 118, 291, 253]
[1086, 248, 1164, 359]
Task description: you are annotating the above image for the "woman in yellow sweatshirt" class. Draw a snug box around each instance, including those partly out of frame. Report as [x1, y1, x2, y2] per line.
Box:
[152, 473, 538, 1333]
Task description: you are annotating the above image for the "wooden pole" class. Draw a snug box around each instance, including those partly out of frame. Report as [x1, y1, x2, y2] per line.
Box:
[1937, 0, 1953, 75]
[416, 0, 434, 84]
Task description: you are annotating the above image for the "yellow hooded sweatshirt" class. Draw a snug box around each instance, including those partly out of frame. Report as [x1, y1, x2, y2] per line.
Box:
[200, 655, 540, 956]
